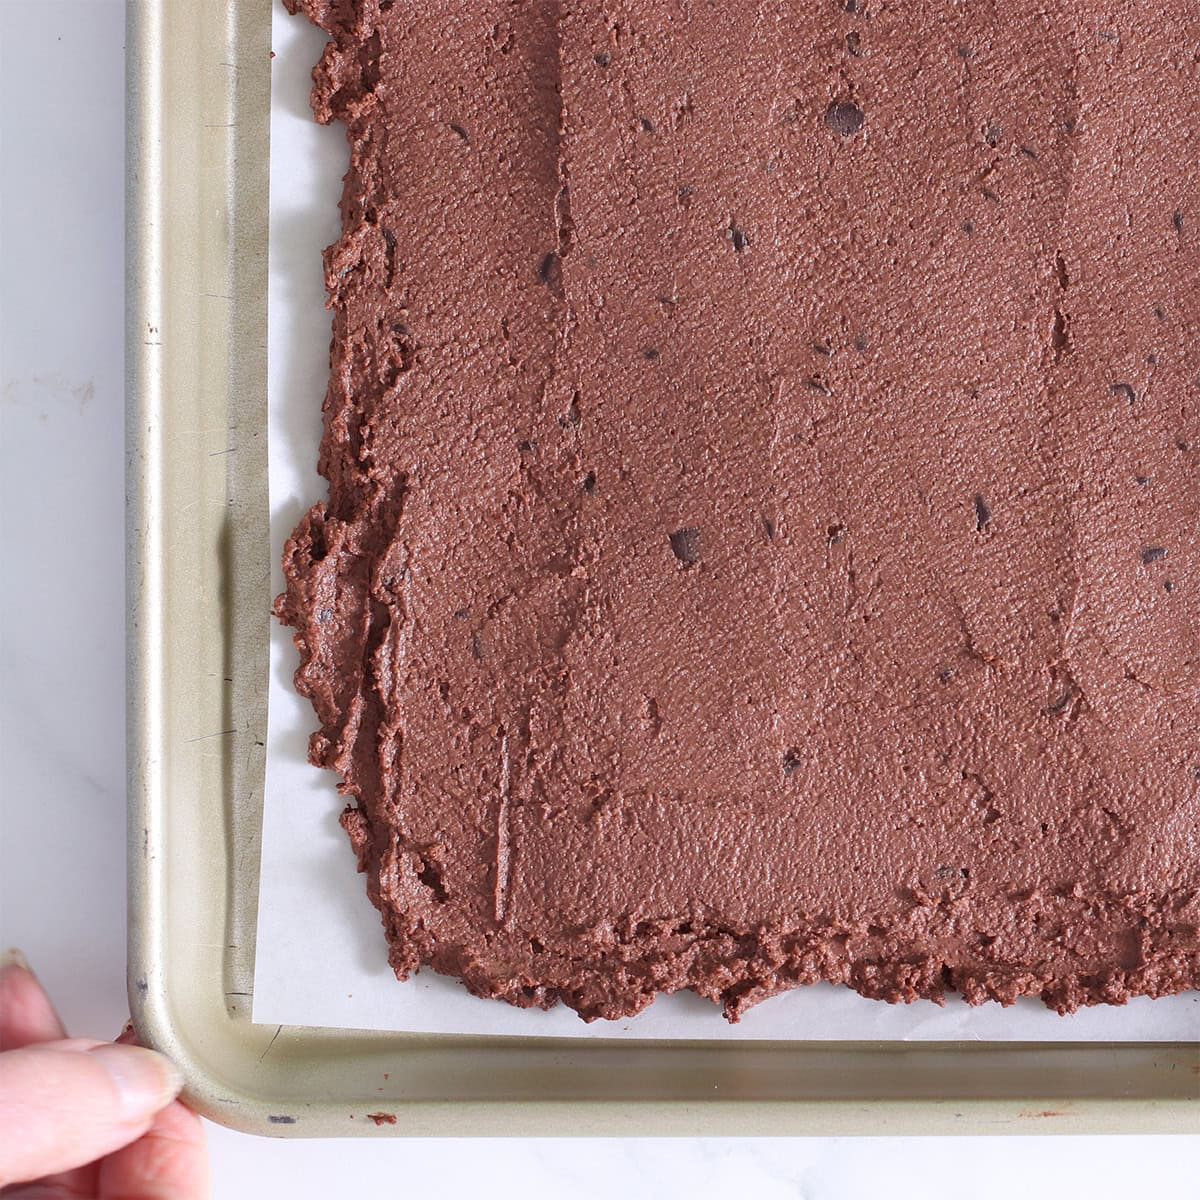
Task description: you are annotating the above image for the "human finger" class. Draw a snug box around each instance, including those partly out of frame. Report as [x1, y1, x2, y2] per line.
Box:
[0, 1043, 182, 1187]
[97, 1098, 210, 1200]
[0, 950, 68, 1051]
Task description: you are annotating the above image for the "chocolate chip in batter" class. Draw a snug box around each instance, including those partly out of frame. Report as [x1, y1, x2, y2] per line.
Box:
[826, 100, 865, 136]
[538, 250, 562, 289]
[1173, 210, 1185, 234]
[934, 864, 967, 880]
[1141, 546, 1168, 564]
[782, 748, 804, 775]
[974, 494, 992, 532]
[1111, 382, 1137, 404]
[593, 49, 611, 67]
[728, 224, 750, 252]
[668, 527, 703, 567]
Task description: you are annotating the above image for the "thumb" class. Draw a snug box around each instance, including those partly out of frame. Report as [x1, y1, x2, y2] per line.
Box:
[0, 1041, 183, 1187]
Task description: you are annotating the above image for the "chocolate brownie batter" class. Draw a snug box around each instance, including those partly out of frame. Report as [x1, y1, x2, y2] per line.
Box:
[278, 0, 1200, 1020]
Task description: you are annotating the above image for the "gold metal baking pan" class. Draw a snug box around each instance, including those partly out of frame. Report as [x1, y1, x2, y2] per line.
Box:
[125, 0, 1199, 1136]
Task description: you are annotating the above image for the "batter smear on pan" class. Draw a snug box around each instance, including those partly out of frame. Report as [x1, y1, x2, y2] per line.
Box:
[277, 0, 1200, 1021]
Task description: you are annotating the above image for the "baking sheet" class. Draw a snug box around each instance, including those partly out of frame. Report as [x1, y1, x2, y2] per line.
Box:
[253, 2, 1197, 1042]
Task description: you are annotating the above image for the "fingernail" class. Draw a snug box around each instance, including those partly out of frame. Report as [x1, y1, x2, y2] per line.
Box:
[0, 947, 32, 974]
[89, 1044, 184, 1121]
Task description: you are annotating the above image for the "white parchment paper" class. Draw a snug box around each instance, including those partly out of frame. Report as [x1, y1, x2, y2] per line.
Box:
[253, 3, 1198, 1041]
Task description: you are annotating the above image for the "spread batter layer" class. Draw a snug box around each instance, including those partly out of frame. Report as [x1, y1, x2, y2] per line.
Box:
[278, 0, 1200, 1020]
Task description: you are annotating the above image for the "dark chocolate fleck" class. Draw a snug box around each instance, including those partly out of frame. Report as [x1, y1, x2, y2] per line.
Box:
[1141, 546, 1168, 564]
[845, 31, 862, 56]
[1173, 210, 1185, 234]
[582, 470, 597, 494]
[827, 523, 847, 546]
[957, 45, 975, 59]
[593, 49, 611, 67]
[1051, 309, 1069, 356]
[782, 748, 804, 775]
[1153, 305, 1167, 322]
[764, 517, 777, 541]
[728, 225, 750, 253]
[825, 100, 865, 136]
[1135, 475, 1151, 487]
[974, 494, 992, 532]
[643, 347, 660, 361]
[1019, 144, 1039, 160]
[668, 527, 703, 566]
[962, 219, 975, 235]
[640, 116, 655, 133]
[984, 123, 1002, 147]
[538, 250, 562, 289]
[1111, 382, 1137, 404]
[448, 123, 470, 142]
[1164, 579, 1176, 593]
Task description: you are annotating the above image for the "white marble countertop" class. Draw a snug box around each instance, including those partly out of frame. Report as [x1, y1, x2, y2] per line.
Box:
[0, 3, 1194, 1195]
